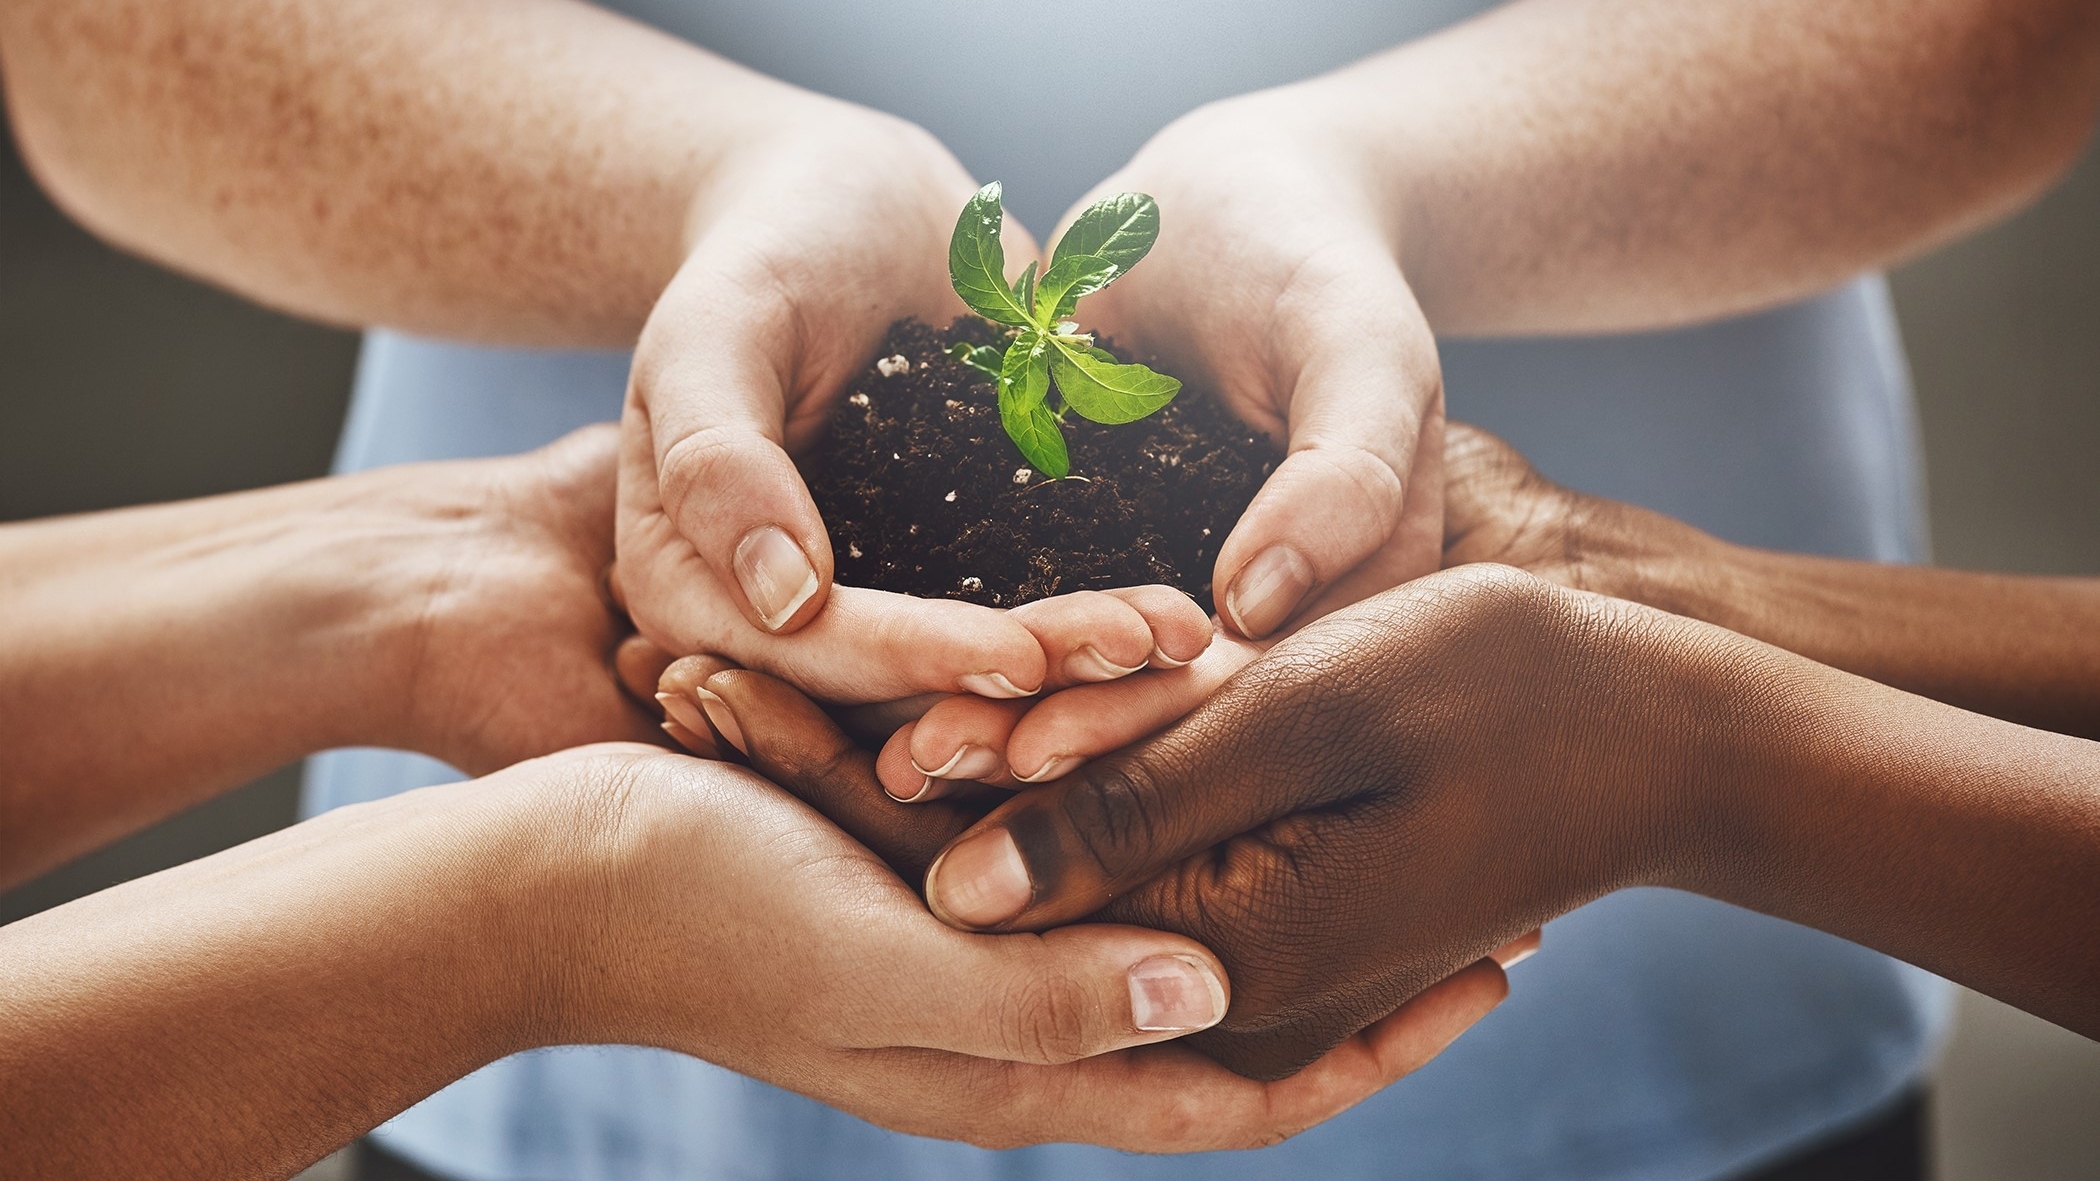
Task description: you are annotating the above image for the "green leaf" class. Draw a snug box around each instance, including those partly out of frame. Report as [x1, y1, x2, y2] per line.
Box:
[1011, 260, 1038, 315]
[949, 182, 1033, 326]
[945, 340, 1003, 379]
[1050, 192, 1159, 276]
[1033, 252, 1120, 323]
[1046, 336, 1181, 425]
[998, 332, 1068, 477]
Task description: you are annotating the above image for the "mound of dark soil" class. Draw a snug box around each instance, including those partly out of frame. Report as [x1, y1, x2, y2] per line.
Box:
[807, 318, 1279, 611]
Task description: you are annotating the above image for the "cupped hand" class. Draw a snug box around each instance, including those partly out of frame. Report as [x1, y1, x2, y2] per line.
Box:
[915, 565, 1763, 1080]
[618, 99, 1107, 704]
[1054, 88, 1447, 642]
[526, 738, 1506, 1151]
[871, 431, 1439, 796]
[361, 425, 665, 774]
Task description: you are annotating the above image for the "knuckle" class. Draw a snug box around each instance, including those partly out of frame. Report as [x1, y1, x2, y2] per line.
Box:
[655, 425, 777, 519]
[1142, 1085, 1212, 1151]
[1061, 759, 1170, 885]
[999, 970, 1099, 1065]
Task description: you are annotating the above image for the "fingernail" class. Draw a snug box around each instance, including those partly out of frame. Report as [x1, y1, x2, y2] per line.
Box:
[1128, 955, 1228, 1032]
[693, 686, 746, 755]
[958, 672, 1039, 699]
[1013, 755, 1080, 784]
[1064, 645, 1145, 683]
[1493, 931, 1543, 970]
[734, 525, 820, 632]
[1145, 645, 1192, 670]
[912, 744, 1004, 782]
[888, 775, 937, 803]
[1223, 545, 1315, 639]
[926, 827, 1032, 928]
[655, 692, 709, 738]
[661, 718, 708, 752]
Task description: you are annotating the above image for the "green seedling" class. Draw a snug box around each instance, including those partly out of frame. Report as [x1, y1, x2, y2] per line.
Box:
[944, 182, 1181, 478]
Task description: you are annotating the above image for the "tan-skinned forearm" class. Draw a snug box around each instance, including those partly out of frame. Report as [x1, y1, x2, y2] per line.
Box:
[1562, 503, 2100, 742]
[0, 774, 575, 1181]
[0, 477, 432, 889]
[1673, 545, 2100, 742]
[0, 0, 824, 344]
[1296, 0, 2100, 333]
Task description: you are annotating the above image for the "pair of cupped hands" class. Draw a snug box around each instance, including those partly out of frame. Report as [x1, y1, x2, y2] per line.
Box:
[400, 96, 1644, 1150]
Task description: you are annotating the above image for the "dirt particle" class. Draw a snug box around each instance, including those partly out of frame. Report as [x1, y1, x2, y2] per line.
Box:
[876, 355, 912, 377]
[848, 391, 870, 408]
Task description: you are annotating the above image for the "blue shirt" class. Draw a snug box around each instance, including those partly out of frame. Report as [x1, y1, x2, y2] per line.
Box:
[306, 3, 1952, 1177]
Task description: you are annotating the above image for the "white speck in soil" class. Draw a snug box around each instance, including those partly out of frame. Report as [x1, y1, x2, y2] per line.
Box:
[1012, 467, 1032, 484]
[875, 355, 911, 378]
[847, 391, 870, 407]
[847, 542, 863, 559]
[1201, 527, 1212, 536]
[944, 399, 963, 410]
[908, 523, 919, 536]
[891, 452, 900, 461]
[943, 490, 957, 502]
[960, 576, 983, 592]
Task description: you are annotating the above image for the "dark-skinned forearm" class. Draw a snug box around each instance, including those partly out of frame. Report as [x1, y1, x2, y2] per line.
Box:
[1682, 659, 2100, 1038]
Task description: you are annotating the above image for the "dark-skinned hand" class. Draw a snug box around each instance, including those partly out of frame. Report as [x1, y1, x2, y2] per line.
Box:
[897, 564, 1803, 1079]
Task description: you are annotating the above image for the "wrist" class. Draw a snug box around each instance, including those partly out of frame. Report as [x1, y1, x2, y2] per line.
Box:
[302, 465, 511, 758]
[475, 746, 696, 1050]
[673, 95, 963, 261]
[1555, 495, 1744, 623]
[1626, 611, 1848, 900]
[302, 767, 595, 1061]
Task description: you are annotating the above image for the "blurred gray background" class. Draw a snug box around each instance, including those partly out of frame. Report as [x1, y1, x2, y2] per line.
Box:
[3, 98, 2096, 1176]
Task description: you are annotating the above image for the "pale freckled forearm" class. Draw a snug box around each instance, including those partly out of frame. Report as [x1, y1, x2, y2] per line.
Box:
[0, 0, 816, 344]
[1290, 0, 2100, 332]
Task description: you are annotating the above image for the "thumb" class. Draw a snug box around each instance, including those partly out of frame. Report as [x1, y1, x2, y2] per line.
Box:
[1213, 262, 1442, 638]
[923, 706, 1294, 933]
[873, 921, 1233, 1063]
[632, 242, 846, 634]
